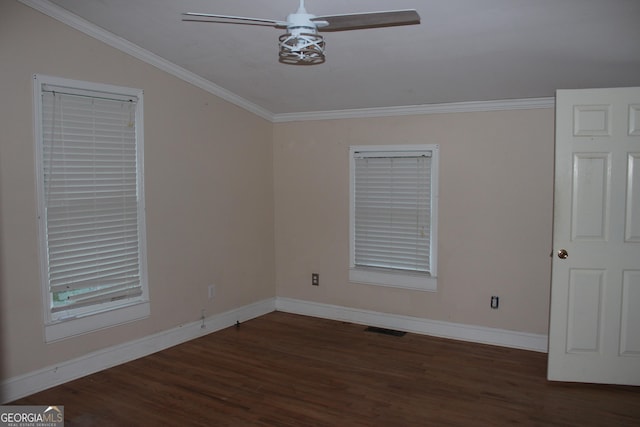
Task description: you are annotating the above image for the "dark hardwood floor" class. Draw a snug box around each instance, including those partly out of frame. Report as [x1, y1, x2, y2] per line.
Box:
[13, 312, 640, 426]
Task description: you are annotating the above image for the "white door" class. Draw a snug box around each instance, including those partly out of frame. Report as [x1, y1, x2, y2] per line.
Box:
[548, 87, 640, 385]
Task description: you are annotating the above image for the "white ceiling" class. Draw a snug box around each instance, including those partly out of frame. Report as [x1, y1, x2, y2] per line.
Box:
[32, 0, 640, 115]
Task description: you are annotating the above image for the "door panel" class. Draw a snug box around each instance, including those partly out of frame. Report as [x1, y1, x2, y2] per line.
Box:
[573, 104, 611, 136]
[626, 153, 640, 241]
[549, 87, 640, 385]
[571, 153, 610, 240]
[630, 105, 640, 135]
[620, 271, 640, 355]
[566, 269, 604, 353]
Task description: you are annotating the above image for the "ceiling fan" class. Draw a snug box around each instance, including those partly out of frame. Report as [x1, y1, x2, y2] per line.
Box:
[182, 0, 420, 65]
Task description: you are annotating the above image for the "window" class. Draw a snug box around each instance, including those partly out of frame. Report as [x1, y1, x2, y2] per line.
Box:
[34, 74, 149, 342]
[349, 144, 439, 291]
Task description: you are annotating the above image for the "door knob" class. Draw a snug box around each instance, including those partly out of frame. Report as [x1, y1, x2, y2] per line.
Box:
[557, 249, 568, 259]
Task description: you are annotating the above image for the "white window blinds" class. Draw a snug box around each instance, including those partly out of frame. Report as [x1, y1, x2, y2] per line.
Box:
[40, 87, 144, 315]
[353, 151, 433, 274]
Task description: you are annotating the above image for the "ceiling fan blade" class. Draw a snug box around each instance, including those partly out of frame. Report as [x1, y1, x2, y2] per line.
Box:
[313, 9, 420, 32]
[182, 12, 287, 28]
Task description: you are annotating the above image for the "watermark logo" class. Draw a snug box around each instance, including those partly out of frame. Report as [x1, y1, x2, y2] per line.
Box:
[0, 405, 63, 427]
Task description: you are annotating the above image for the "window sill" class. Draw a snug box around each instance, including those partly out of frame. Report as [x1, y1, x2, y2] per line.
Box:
[349, 267, 437, 292]
[45, 300, 150, 343]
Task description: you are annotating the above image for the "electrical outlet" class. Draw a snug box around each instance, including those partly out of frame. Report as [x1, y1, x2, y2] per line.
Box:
[312, 273, 319, 286]
[208, 284, 216, 299]
[491, 296, 499, 309]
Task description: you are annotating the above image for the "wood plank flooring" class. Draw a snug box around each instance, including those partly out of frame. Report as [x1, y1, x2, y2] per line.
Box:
[13, 312, 640, 426]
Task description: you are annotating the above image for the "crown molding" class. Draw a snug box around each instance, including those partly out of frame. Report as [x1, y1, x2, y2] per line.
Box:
[18, 0, 274, 122]
[272, 97, 555, 122]
[20, 1, 554, 124]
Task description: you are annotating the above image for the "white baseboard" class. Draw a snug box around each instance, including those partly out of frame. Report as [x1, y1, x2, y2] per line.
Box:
[1, 298, 275, 403]
[275, 297, 548, 353]
[3, 296, 548, 403]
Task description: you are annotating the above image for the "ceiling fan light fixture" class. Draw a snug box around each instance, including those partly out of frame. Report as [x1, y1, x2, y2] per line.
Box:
[278, 32, 325, 65]
[183, 1, 420, 65]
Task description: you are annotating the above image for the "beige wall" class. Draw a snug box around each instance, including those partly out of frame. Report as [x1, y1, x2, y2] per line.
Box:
[1, 0, 555, 387]
[273, 109, 555, 335]
[0, 1, 275, 379]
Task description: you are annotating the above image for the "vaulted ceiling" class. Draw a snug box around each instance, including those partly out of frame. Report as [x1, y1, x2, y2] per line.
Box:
[24, 0, 640, 116]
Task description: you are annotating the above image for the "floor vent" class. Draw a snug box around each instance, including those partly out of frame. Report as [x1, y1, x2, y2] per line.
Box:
[365, 326, 406, 337]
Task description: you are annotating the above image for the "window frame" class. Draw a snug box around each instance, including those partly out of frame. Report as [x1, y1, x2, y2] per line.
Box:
[33, 74, 150, 342]
[349, 144, 439, 292]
